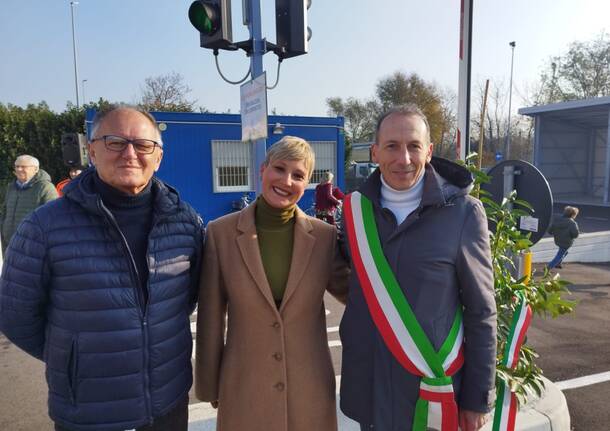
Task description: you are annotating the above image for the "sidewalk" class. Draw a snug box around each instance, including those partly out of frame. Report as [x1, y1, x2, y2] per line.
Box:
[187, 377, 570, 431]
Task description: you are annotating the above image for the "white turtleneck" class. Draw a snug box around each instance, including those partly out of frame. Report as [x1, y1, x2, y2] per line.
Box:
[380, 173, 425, 225]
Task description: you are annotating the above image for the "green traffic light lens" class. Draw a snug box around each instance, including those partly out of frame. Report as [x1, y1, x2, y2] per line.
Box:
[189, 1, 215, 35]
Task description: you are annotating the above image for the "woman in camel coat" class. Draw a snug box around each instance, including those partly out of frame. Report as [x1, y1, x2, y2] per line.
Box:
[195, 136, 349, 431]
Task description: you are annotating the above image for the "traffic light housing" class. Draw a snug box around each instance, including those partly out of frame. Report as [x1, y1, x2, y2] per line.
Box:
[275, 0, 312, 59]
[189, 0, 233, 50]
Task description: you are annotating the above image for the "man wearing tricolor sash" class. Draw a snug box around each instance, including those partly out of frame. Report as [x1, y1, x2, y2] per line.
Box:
[339, 105, 497, 431]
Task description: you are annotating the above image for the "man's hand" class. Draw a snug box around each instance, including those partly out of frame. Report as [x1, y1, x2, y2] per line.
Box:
[211, 400, 219, 409]
[459, 409, 488, 431]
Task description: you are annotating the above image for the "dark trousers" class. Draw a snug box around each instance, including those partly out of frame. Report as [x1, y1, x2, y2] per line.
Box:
[55, 396, 188, 431]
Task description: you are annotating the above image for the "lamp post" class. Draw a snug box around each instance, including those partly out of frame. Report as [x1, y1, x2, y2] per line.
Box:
[505, 41, 516, 160]
[81, 79, 88, 105]
[70, 1, 80, 108]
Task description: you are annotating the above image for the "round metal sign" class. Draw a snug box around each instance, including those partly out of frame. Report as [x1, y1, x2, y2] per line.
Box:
[481, 159, 553, 245]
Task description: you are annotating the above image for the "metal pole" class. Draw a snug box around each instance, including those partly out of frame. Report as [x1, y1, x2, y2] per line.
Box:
[82, 79, 87, 105]
[70, 1, 80, 109]
[505, 41, 516, 159]
[456, 0, 473, 161]
[249, 0, 266, 195]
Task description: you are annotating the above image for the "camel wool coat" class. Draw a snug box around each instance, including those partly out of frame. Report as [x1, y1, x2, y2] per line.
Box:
[195, 202, 349, 431]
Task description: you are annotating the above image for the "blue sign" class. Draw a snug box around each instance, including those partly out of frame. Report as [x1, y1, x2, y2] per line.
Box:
[495, 151, 503, 161]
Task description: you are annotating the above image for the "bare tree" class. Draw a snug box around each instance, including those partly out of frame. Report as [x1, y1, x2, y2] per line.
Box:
[140, 72, 197, 112]
[326, 97, 378, 144]
[539, 32, 610, 103]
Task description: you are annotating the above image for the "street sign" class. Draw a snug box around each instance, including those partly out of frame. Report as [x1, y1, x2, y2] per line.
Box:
[481, 159, 553, 245]
[495, 151, 503, 161]
[240, 72, 268, 142]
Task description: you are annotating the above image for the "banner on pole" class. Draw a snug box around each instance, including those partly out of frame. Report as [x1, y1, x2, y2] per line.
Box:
[240, 72, 268, 142]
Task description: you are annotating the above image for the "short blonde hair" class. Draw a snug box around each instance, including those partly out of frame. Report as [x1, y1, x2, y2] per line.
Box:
[264, 136, 315, 180]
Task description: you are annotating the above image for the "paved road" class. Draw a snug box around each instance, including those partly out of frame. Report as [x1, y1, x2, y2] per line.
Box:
[1, 262, 609, 430]
[527, 262, 610, 431]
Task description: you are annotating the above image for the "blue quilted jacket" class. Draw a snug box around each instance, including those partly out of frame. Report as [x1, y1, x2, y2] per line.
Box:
[0, 169, 204, 431]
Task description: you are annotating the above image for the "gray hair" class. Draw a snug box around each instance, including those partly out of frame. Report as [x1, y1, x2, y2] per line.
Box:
[375, 104, 432, 145]
[323, 171, 334, 182]
[91, 104, 163, 146]
[15, 154, 40, 168]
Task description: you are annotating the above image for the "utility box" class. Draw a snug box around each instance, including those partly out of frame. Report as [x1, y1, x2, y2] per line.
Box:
[86, 110, 345, 223]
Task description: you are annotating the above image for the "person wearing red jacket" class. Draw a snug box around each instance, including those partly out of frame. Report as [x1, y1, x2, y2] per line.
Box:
[314, 171, 344, 225]
[55, 167, 83, 197]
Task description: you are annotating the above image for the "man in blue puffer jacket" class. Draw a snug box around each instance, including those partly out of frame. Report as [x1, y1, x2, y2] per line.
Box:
[0, 105, 204, 431]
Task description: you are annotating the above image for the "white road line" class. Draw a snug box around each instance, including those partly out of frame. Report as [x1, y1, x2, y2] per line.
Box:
[555, 371, 610, 391]
[328, 340, 342, 347]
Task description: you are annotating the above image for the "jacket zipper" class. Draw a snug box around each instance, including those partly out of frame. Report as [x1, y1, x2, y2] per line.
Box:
[97, 199, 153, 423]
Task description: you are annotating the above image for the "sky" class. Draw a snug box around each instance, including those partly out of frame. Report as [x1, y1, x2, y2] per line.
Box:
[1, 0, 610, 117]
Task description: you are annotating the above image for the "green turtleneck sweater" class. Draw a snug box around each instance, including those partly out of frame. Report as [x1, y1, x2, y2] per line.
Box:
[255, 196, 296, 307]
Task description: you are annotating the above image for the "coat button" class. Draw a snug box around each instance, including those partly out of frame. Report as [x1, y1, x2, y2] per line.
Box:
[275, 382, 285, 391]
[272, 322, 280, 328]
[273, 352, 283, 361]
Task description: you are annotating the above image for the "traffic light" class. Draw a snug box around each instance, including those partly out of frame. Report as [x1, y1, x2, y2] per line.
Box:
[188, 0, 233, 50]
[275, 0, 312, 59]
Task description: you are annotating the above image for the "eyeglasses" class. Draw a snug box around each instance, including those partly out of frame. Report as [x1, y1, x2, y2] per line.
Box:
[14, 165, 36, 169]
[91, 135, 162, 155]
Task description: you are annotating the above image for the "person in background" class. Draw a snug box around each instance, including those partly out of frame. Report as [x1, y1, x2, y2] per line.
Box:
[195, 136, 349, 431]
[0, 154, 57, 253]
[314, 170, 344, 225]
[547, 205, 580, 270]
[0, 105, 204, 431]
[55, 167, 83, 197]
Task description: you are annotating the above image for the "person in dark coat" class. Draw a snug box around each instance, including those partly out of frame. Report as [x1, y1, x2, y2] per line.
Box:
[314, 171, 344, 226]
[339, 105, 496, 431]
[546, 205, 580, 269]
[1, 154, 58, 253]
[0, 105, 204, 431]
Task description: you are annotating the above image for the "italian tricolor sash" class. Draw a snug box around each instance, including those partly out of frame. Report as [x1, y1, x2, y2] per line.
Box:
[344, 192, 464, 431]
[492, 291, 532, 431]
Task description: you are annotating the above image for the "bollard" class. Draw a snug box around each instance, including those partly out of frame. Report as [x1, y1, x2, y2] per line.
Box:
[522, 250, 532, 285]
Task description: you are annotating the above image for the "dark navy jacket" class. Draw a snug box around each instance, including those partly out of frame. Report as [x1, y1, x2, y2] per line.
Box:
[339, 158, 496, 429]
[0, 169, 204, 431]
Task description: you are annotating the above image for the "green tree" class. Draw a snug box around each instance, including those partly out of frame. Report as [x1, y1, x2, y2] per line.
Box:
[466, 161, 575, 407]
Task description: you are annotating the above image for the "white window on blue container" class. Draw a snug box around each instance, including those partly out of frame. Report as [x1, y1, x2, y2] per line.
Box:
[308, 141, 337, 187]
[212, 140, 254, 192]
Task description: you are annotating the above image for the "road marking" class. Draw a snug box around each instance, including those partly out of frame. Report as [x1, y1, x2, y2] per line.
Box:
[328, 340, 342, 347]
[327, 326, 339, 333]
[555, 371, 610, 390]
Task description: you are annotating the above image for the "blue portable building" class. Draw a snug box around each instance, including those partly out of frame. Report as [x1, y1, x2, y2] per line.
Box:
[85, 110, 345, 222]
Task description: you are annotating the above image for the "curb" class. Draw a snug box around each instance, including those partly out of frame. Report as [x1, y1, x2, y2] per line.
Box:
[480, 377, 570, 431]
[188, 377, 570, 431]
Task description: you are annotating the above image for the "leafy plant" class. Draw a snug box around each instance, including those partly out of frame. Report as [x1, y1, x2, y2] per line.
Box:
[465, 157, 576, 406]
